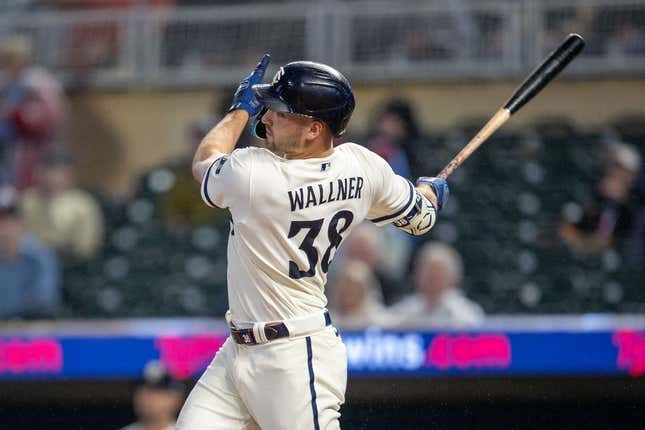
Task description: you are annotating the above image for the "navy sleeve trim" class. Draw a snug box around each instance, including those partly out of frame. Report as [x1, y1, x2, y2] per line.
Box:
[200, 157, 221, 208]
[369, 180, 415, 224]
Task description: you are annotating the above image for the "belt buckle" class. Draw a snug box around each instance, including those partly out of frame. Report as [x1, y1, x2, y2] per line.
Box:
[230, 320, 292, 345]
[240, 332, 255, 344]
[231, 327, 257, 345]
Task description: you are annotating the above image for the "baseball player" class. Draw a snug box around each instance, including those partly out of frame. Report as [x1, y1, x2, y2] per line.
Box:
[176, 54, 448, 430]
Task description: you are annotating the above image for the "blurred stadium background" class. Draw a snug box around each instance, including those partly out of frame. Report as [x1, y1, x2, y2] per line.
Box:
[1, 0, 645, 429]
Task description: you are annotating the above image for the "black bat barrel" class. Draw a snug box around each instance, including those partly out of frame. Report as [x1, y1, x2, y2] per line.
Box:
[504, 34, 585, 114]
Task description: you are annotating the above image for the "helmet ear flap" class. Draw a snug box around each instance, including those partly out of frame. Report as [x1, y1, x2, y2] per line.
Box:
[251, 107, 268, 139]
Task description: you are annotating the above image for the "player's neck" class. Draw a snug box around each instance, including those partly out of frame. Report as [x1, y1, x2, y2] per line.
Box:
[284, 138, 333, 160]
[285, 147, 333, 160]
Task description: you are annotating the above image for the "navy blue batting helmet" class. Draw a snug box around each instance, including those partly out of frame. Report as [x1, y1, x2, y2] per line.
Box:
[251, 61, 355, 139]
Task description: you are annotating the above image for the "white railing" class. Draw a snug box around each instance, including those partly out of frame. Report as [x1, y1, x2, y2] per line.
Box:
[0, 0, 643, 88]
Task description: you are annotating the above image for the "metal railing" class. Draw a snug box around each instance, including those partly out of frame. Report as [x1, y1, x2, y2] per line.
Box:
[329, 0, 523, 81]
[0, 0, 644, 88]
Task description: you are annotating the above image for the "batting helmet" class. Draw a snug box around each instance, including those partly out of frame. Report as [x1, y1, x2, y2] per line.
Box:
[251, 61, 355, 139]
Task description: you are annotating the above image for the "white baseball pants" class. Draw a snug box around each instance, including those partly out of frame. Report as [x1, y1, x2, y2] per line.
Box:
[176, 326, 347, 430]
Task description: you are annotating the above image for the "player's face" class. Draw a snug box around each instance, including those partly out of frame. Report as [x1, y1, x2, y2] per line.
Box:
[261, 110, 315, 156]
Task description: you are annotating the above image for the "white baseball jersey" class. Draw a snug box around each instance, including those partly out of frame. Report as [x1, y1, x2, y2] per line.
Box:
[201, 142, 414, 323]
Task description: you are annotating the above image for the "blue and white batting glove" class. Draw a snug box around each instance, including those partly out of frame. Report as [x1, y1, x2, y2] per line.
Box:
[416, 176, 449, 211]
[229, 53, 271, 116]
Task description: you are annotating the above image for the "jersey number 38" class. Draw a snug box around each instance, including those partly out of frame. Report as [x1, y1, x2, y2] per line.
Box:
[287, 210, 354, 279]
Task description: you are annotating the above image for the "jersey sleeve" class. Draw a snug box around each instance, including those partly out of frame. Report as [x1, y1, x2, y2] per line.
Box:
[200, 149, 252, 213]
[365, 150, 416, 226]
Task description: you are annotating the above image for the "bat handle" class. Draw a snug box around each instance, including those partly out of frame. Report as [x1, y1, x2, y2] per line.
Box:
[436, 108, 511, 180]
[436, 160, 459, 180]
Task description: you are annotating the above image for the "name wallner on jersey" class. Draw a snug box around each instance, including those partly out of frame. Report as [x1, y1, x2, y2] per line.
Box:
[288, 176, 364, 211]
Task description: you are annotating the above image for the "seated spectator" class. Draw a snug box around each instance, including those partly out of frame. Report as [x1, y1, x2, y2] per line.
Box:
[0, 186, 60, 319]
[365, 99, 423, 179]
[0, 36, 66, 190]
[20, 150, 104, 265]
[361, 100, 429, 258]
[119, 360, 186, 430]
[389, 242, 484, 328]
[328, 260, 393, 329]
[559, 142, 642, 257]
[332, 222, 409, 305]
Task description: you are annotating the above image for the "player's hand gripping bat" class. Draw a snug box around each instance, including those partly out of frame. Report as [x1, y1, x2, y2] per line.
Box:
[436, 33, 586, 180]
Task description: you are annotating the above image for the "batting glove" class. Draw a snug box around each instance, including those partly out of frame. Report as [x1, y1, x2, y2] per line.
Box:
[229, 53, 271, 116]
[416, 177, 449, 211]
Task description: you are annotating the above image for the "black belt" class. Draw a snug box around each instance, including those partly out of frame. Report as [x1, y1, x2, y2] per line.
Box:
[230, 311, 332, 345]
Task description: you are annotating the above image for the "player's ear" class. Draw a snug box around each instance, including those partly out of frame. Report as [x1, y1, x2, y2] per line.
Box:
[307, 120, 325, 140]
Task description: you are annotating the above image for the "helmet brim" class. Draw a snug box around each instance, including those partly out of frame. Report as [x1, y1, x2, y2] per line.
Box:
[252, 84, 293, 113]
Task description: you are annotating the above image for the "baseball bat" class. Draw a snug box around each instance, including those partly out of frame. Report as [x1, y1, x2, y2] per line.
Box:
[436, 33, 586, 180]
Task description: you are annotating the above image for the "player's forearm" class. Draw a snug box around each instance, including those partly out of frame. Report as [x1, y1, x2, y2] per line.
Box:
[192, 110, 249, 181]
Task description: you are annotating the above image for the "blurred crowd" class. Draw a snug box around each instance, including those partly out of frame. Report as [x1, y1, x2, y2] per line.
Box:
[0, 35, 90, 319]
[1, 33, 645, 328]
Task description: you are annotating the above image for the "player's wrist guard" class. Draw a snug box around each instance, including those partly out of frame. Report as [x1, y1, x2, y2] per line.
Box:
[393, 191, 437, 236]
[416, 176, 449, 211]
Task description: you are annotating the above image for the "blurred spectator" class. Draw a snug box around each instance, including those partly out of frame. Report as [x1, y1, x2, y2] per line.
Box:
[56, 0, 173, 86]
[365, 100, 414, 179]
[20, 150, 104, 265]
[0, 36, 66, 190]
[623, 164, 645, 265]
[328, 260, 393, 329]
[362, 100, 426, 271]
[136, 117, 229, 233]
[559, 142, 642, 258]
[389, 242, 484, 328]
[366, 99, 430, 179]
[119, 360, 185, 430]
[333, 222, 409, 305]
[0, 186, 60, 319]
